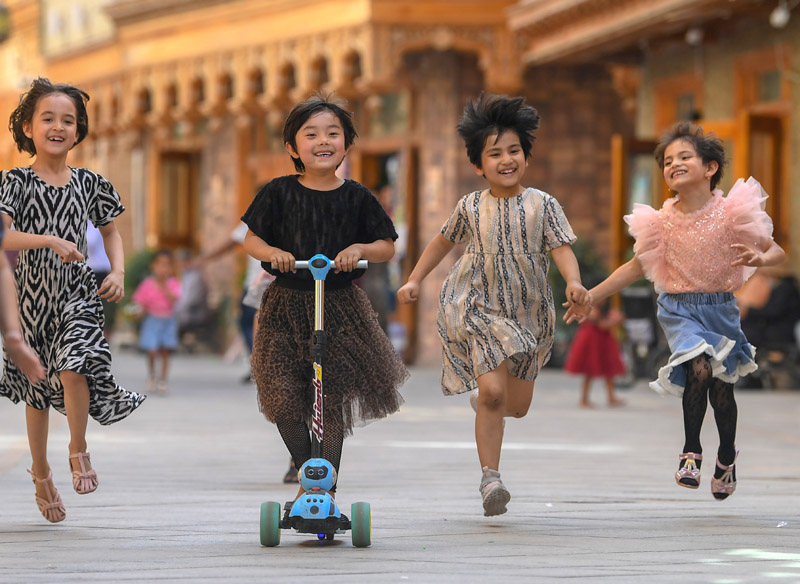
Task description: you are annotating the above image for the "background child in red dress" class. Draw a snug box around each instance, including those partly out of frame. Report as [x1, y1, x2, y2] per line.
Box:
[564, 292, 626, 408]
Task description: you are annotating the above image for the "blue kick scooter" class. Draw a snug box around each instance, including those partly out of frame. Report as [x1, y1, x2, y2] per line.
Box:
[260, 254, 372, 547]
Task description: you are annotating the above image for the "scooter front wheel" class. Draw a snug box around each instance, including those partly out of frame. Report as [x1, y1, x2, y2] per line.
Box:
[260, 501, 281, 547]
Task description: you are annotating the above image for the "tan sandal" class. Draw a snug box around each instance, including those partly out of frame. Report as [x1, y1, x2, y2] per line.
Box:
[27, 469, 66, 523]
[69, 452, 98, 495]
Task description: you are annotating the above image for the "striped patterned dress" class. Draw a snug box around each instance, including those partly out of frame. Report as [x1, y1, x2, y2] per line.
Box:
[0, 167, 146, 424]
[438, 187, 576, 395]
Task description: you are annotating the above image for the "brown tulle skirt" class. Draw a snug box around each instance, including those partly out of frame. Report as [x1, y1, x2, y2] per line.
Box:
[251, 283, 408, 435]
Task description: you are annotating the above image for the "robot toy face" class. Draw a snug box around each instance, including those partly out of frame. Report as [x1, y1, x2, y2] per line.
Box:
[299, 458, 337, 491]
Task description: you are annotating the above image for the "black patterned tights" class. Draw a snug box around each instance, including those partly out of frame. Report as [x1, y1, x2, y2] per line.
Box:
[275, 415, 344, 490]
[681, 355, 738, 474]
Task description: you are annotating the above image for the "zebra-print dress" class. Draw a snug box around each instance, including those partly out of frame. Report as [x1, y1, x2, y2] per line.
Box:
[0, 167, 146, 424]
[437, 187, 577, 395]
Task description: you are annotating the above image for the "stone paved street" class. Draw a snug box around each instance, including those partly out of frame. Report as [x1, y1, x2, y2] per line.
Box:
[1, 351, 799, 583]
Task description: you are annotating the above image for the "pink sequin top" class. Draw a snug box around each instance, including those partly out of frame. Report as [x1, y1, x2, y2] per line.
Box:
[624, 177, 774, 294]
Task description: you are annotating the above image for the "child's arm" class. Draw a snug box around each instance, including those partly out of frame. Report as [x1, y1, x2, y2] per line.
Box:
[0, 252, 45, 383]
[564, 256, 644, 324]
[243, 230, 295, 272]
[1, 214, 84, 262]
[397, 233, 456, 304]
[731, 239, 786, 269]
[550, 243, 590, 306]
[97, 221, 125, 302]
[335, 238, 395, 273]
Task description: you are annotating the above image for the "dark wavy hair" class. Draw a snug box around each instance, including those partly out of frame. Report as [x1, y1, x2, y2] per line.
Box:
[457, 93, 540, 168]
[9, 77, 90, 157]
[654, 121, 727, 190]
[282, 92, 358, 173]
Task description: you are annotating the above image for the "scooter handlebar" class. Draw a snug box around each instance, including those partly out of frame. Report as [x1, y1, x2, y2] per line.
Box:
[271, 259, 369, 270]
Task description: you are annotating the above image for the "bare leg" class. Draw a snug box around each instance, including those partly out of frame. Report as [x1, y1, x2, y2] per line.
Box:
[147, 351, 157, 387]
[606, 377, 625, 406]
[26, 405, 51, 484]
[160, 349, 170, 381]
[580, 376, 592, 407]
[25, 404, 65, 521]
[475, 364, 508, 472]
[503, 375, 535, 419]
[61, 370, 90, 456]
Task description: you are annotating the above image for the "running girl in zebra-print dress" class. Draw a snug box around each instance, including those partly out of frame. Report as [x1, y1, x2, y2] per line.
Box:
[0, 78, 146, 523]
[398, 94, 590, 517]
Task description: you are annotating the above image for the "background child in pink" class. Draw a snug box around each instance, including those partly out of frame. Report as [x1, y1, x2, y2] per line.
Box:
[132, 250, 182, 395]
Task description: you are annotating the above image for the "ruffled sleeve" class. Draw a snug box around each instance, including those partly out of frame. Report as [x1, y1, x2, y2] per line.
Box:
[724, 176, 775, 284]
[624, 203, 668, 289]
[0, 168, 23, 223]
[87, 171, 125, 227]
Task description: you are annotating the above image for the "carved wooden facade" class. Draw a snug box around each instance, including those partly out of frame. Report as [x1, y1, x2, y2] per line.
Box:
[0, 0, 638, 363]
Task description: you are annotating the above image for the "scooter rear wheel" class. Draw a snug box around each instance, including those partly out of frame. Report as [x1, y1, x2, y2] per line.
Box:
[351, 502, 371, 548]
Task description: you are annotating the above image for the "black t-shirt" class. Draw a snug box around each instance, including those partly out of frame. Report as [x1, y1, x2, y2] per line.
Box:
[242, 175, 398, 290]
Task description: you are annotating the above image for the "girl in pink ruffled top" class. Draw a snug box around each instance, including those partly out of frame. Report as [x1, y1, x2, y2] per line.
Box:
[565, 121, 786, 501]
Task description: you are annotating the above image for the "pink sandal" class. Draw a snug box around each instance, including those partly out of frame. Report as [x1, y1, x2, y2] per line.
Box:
[70, 452, 98, 495]
[27, 469, 66, 523]
[711, 450, 738, 500]
[675, 452, 702, 489]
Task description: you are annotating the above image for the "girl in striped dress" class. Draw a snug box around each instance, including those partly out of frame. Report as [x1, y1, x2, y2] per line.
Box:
[398, 94, 590, 516]
[1, 78, 146, 523]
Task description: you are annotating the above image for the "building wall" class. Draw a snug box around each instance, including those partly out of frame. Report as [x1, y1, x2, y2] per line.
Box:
[637, 15, 799, 274]
[407, 55, 633, 365]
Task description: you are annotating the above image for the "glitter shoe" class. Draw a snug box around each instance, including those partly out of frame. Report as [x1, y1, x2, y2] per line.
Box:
[479, 467, 510, 517]
[675, 452, 702, 489]
[711, 449, 738, 501]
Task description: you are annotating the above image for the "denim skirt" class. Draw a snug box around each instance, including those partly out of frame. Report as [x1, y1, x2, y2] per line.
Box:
[652, 292, 757, 396]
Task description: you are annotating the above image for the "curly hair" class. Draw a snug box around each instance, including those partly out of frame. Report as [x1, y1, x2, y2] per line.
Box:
[456, 93, 540, 168]
[654, 121, 727, 190]
[283, 92, 358, 173]
[8, 77, 90, 157]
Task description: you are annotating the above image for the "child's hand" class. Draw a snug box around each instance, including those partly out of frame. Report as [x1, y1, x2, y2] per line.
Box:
[269, 250, 296, 273]
[4, 333, 46, 384]
[730, 243, 765, 268]
[563, 300, 592, 324]
[98, 270, 125, 302]
[49, 236, 84, 263]
[397, 281, 420, 304]
[565, 283, 591, 306]
[334, 245, 363, 273]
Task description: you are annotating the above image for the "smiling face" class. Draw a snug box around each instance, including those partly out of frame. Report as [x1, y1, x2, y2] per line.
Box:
[22, 93, 79, 159]
[475, 130, 528, 197]
[662, 138, 718, 194]
[285, 110, 348, 175]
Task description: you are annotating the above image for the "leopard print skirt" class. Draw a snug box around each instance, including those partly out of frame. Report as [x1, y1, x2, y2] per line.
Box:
[251, 283, 408, 435]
